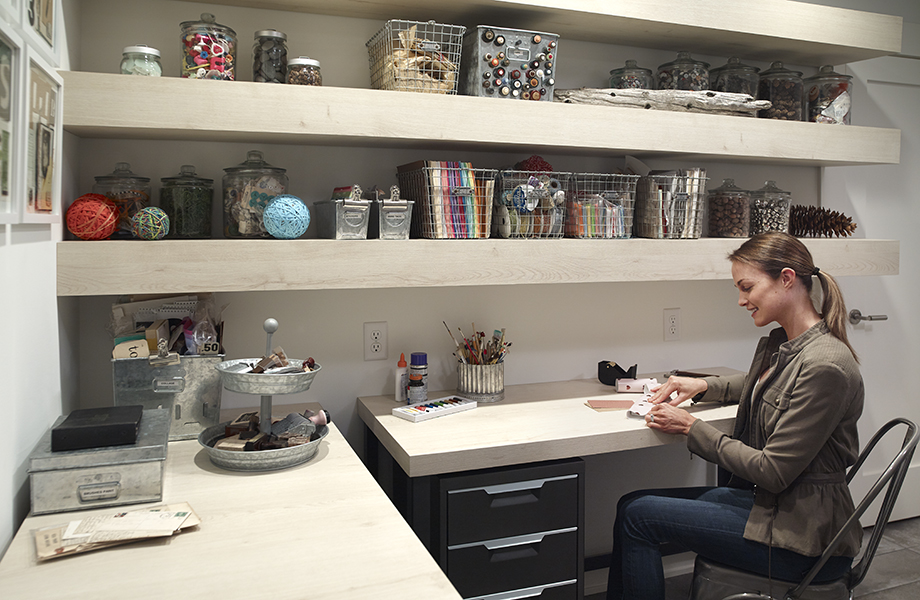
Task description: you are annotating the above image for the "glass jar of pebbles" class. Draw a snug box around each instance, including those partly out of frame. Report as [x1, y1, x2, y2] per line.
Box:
[749, 180, 791, 234]
[253, 29, 287, 83]
[707, 178, 750, 237]
[286, 57, 322, 85]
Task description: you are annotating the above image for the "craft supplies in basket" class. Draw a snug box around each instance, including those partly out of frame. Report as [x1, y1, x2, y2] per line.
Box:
[396, 161, 496, 239]
[160, 165, 213, 239]
[493, 170, 569, 239]
[565, 173, 639, 239]
[263, 194, 311, 239]
[635, 169, 708, 239]
[367, 20, 465, 94]
[222, 150, 287, 238]
[66, 194, 120, 240]
[132, 207, 170, 240]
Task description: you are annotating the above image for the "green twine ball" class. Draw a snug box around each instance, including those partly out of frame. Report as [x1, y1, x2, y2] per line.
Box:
[264, 194, 311, 239]
[132, 206, 170, 240]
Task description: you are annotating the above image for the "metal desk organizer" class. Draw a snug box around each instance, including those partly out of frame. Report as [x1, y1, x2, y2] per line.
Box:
[113, 353, 224, 440]
[28, 408, 170, 515]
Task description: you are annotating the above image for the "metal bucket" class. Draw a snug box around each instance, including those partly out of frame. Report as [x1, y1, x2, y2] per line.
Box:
[216, 359, 320, 395]
[198, 423, 328, 471]
[458, 362, 504, 403]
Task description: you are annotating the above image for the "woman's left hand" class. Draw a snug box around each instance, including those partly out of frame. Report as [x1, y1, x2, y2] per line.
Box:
[646, 403, 697, 435]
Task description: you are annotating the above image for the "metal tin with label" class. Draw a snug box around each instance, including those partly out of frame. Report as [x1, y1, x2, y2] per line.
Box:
[113, 354, 224, 440]
[459, 26, 559, 101]
[28, 408, 170, 515]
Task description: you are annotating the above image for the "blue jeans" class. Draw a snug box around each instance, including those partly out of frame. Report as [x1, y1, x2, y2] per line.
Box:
[606, 486, 853, 600]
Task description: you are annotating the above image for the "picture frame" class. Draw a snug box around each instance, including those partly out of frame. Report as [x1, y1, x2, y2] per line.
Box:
[20, 44, 61, 223]
[0, 17, 24, 223]
[20, 0, 58, 66]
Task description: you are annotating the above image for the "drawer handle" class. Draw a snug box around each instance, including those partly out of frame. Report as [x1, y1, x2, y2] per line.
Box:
[467, 580, 578, 600]
[484, 532, 547, 551]
[450, 474, 577, 496]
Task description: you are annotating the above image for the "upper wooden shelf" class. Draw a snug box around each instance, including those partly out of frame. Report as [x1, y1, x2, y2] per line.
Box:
[173, 0, 903, 65]
[61, 72, 901, 167]
[56, 238, 899, 297]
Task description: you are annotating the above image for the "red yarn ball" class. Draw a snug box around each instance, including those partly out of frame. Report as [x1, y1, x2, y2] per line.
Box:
[66, 193, 120, 240]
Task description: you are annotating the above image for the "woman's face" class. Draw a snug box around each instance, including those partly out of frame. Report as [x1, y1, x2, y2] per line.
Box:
[732, 261, 788, 327]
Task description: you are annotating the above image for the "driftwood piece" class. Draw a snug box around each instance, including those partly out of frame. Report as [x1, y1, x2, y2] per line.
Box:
[554, 88, 772, 117]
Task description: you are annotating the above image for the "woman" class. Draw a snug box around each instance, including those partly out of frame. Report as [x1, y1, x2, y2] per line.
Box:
[607, 232, 864, 600]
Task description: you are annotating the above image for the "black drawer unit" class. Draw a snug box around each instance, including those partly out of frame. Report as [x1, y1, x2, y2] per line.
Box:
[438, 458, 585, 599]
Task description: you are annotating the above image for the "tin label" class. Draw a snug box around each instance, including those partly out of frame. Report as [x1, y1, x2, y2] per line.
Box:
[154, 377, 185, 393]
[451, 186, 473, 197]
[417, 41, 441, 52]
[507, 47, 530, 62]
[78, 481, 121, 502]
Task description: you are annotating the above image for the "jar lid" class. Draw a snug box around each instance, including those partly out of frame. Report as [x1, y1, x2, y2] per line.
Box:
[410, 352, 427, 366]
[710, 56, 759, 76]
[94, 162, 151, 183]
[287, 56, 321, 67]
[759, 61, 803, 78]
[709, 178, 748, 194]
[122, 44, 161, 57]
[254, 29, 287, 40]
[223, 150, 286, 174]
[658, 51, 710, 71]
[180, 12, 237, 37]
[161, 164, 213, 185]
[752, 180, 790, 196]
[609, 59, 652, 77]
[804, 64, 852, 83]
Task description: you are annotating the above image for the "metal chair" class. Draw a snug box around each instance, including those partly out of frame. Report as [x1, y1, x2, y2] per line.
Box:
[690, 417, 919, 600]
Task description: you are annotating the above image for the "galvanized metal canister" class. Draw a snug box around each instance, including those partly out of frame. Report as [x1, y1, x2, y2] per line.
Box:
[458, 362, 504, 402]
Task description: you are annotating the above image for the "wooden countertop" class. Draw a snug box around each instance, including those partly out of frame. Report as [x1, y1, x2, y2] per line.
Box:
[357, 371, 740, 478]
[0, 404, 461, 600]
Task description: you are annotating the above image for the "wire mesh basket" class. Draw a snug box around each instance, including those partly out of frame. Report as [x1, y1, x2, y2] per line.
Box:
[367, 20, 466, 94]
[492, 170, 570, 239]
[565, 173, 640, 239]
[635, 170, 708, 239]
[396, 162, 496, 239]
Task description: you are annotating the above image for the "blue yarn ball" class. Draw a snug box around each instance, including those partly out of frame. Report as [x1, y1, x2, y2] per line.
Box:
[263, 194, 311, 239]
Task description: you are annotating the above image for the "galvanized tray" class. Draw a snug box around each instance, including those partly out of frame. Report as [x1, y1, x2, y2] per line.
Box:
[216, 359, 321, 395]
[198, 423, 328, 471]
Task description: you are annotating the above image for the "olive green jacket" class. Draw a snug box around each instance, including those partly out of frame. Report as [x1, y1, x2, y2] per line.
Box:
[687, 320, 864, 557]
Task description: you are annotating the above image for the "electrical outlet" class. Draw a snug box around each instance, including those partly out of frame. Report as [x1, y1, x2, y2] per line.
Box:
[364, 322, 388, 361]
[664, 308, 680, 342]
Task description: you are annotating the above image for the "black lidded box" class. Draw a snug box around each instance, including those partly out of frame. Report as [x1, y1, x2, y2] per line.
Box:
[51, 405, 144, 452]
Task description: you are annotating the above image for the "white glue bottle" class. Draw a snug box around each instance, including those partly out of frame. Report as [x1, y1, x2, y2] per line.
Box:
[395, 353, 408, 404]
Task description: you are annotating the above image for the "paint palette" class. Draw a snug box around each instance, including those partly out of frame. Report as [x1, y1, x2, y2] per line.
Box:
[392, 396, 477, 423]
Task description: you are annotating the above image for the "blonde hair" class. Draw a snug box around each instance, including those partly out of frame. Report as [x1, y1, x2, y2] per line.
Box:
[728, 232, 857, 361]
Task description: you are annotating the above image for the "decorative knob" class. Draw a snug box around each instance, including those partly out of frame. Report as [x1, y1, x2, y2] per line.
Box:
[848, 309, 888, 325]
[264, 318, 279, 355]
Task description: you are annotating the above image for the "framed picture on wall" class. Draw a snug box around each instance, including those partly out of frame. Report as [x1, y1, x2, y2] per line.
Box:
[21, 45, 61, 223]
[0, 18, 24, 223]
[21, 0, 58, 65]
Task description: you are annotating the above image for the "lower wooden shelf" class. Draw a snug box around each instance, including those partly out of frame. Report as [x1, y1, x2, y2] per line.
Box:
[56, 237, 899, 296]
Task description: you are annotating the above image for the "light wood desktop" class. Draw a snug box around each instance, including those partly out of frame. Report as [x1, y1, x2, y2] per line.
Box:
[0, 403, 461, 600]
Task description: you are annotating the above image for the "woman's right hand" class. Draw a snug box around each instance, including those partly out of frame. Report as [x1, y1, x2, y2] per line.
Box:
[648, 376, 708, 406]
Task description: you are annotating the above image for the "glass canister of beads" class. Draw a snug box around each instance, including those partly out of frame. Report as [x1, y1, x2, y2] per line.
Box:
[710, 57, 759, 97]
[93, 162, 151, 239]
[222, 150, 288, 238]
[160, 165, 214, 239]
[609, 59, 654, 89]
[180, 12, 237, 80]
[804, 65, 852, 125]
[120, 45, 162, 76]
[707, 178, 750, 238]
[286, 57, 322, 85]
[657, 51, 709, 91]
[253, 29, 287, 83]
[757, 61, 804, 121]
[749, 180, 791, 235]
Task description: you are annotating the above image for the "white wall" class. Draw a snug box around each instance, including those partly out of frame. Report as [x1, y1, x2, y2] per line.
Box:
[1, 0, 917, 565]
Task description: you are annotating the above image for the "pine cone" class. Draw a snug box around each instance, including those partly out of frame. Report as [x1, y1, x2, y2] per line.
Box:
[789, 205, 857, 237]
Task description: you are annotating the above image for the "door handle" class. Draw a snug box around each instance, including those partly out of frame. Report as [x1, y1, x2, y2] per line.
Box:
[849, 309, 888, 325]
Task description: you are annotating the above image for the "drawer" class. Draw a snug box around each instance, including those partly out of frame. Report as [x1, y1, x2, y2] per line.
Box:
[447, 474, 579, 545]
[447, 528, 579, 599]
[466, 580, 577, 600]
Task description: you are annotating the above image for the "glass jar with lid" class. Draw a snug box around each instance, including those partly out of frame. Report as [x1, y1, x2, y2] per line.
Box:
[286, 57, 322, 85]
[749, 180, 791, 235]
[707, 178, 750, 238]
[180, 13, 237, 80]
[804, 65, 852, 125]
[160, 165, 214, 239]
[757, 61, 804, 120]
[608, 59, 653, 89]
[222, 150, 288, 238]
[710, 57, 759, 97]
[93, 162, 151, 239]
[120, 45, 162, 76]
[657, 51, 709, 91]
[253, 29, 287, 83]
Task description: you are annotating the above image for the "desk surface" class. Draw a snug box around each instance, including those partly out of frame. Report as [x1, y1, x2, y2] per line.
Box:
[0, 404, 461, 600]
[357, 372, 741, 478]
